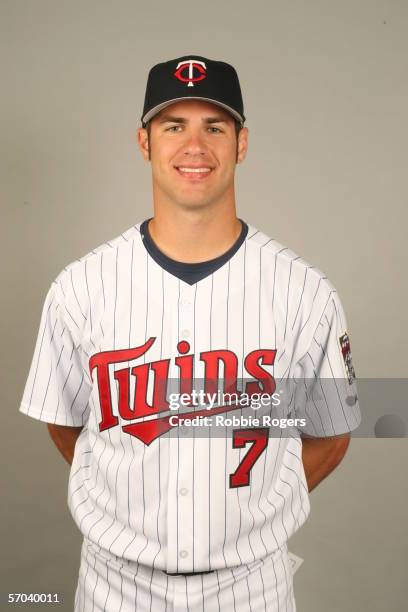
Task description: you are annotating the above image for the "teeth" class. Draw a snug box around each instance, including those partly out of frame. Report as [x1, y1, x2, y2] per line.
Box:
[177, 167, 212, 173]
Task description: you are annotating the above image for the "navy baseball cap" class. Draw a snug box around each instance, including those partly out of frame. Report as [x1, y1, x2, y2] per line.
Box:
[141, 55, 246, 127]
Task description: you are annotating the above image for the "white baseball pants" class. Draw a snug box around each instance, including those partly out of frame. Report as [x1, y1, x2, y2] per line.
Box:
[74, 537, 296, 611]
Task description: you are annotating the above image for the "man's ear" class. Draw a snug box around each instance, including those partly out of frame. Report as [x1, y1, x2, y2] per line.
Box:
[236, 127, 249, 164]
[137, 127, 150, 162]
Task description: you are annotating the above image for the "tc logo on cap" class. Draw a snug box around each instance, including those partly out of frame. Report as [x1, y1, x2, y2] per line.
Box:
[174, 60, 207, 87]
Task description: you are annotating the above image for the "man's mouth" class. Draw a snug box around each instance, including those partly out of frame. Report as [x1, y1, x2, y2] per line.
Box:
[174, 166, 214, 180]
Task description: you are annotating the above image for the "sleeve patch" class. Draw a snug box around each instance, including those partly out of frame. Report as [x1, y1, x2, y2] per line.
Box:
[339, 332, 356, 385]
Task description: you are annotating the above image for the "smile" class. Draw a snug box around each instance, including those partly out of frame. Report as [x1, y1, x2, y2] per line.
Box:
[175, 166, 214, 180]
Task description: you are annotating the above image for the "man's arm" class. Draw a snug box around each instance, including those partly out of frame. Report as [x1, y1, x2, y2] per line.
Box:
[47, 423, 84, 465]
[301, 433, 351, 492]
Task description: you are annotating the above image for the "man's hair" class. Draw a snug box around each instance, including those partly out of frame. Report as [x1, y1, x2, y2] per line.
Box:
[144, 119, 243, 162]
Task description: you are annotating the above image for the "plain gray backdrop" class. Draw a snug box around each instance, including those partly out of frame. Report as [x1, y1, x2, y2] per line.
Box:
[1, 1, 407, 610]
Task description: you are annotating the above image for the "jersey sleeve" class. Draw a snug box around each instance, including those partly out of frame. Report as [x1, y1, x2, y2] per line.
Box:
[292, 292, 362, 438]
[19, 278, 92, 426]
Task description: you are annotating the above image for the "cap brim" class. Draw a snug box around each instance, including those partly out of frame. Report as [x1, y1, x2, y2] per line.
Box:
[142, 97, 244, 125]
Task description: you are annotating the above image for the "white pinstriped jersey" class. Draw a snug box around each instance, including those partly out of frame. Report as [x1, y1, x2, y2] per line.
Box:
[20, 220, 361, 573]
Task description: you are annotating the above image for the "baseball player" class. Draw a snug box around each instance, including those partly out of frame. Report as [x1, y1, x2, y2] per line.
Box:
[19, 55, 361, 611]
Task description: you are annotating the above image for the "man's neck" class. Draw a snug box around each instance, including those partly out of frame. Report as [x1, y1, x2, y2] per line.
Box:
[147, 208, 243, 264]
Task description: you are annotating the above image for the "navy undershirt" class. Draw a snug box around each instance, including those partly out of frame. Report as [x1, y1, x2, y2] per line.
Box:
[140, 217, 249, 285]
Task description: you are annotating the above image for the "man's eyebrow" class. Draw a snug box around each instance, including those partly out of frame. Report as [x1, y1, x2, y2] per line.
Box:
[158, 115, 229, 124]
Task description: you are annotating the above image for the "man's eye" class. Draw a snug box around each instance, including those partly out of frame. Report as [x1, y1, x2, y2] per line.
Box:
[165, 126, 223, 133]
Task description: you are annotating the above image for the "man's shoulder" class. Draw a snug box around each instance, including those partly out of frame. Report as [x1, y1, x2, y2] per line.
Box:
[44, 222, 144, 341]
[246, 221, 305, 263]
[245, 221, 343, 339]
[54, 222, 143, 286]
[245, 221, 333, 291]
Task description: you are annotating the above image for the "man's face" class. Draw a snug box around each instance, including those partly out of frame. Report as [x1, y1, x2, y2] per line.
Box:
[138, 100, 248, 211]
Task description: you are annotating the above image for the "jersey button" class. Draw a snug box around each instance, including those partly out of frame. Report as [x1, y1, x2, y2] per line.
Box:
[179, 487, 188, 496]
[179, 550, 189, 558]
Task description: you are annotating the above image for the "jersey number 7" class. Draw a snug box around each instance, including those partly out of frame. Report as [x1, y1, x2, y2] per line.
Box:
[229, 428, 269, 488]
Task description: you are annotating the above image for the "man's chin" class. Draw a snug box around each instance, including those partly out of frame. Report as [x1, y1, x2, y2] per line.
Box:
[176, 198, 215, 211]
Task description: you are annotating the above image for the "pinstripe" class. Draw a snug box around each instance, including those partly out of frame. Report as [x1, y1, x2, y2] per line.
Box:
[315, 331, 351, 427]
[151, 267, 165, 570]
[103, 559, 110, 611]
[96, 247, 122, 552]
[257, 240, 279, 556]
[222, 260, 231, 566]
[298, 281, 332, 339]
[269, 554, 280, 612]
[299, 379, 320, 436]
[246, 574, 254, 612]
[291, 266, 313, 331]
[147, 566, 154, 612]
[304, 351, 336, 436]
[279, 464, 302, 530]
[38, 365, 53, 420]
[208, 274, 213, 569]
[70, 268, 86, 320]
[215, 570, 221, 611]
[87, 438, 116, 542]
[126, 240, 136, 539]
[85, 260, 93, 336]
[81, 543, 91, 612]
[231, 567, 237, 612]
[243, 237, 262, 563]
[26, 295, 55, 411]
[90, 540, 99, 612]
[233, 241, 246, 566]
[163, 575, 168, 612]
[283, 460, 309, 523]
[268, 245, 292, 550]
[133, 248, 150, 571]
[247, 229, 259, 240]
[64, 302, 81, 330]
[176, 279, 180, 571]
[77, 437, 104, 531]
[192, 282, 197, 571]
[185, 577, 190, 611]
[283, 258, 295, 343]
[75, 438, 98, 529]
[272, 244, 278, 351]
[60, 362, 73, 396]
[111, 252, 127, 529]
[201, 574, 204, 612]
[69, 373, 86, 420]
[99, 253, 105, 341]
[281, 555, 290, 612]
[83, 423, 108, 538]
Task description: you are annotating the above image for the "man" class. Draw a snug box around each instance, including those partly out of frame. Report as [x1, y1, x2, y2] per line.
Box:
[20, 55, 361, 611]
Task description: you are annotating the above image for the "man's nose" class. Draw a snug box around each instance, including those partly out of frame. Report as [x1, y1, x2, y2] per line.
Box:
[182, 130, 207, 154]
